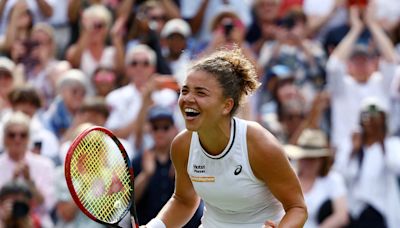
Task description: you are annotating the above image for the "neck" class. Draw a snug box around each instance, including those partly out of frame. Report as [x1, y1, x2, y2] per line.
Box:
[198, 118, 232, 156]
[153, 149, 170, 164]
[9, 151, 26, 162]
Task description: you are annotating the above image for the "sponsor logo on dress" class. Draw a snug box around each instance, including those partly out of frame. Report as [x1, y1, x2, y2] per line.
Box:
[234, 165, 242, 175]
[193, 164, 206, 173]
[190, 176, 215, 182]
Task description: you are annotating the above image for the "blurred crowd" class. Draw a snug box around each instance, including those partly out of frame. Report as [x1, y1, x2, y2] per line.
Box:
[0, 0, 400, 227]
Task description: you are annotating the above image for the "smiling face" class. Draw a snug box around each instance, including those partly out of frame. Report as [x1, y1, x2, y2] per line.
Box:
[179, 70, 232, 132]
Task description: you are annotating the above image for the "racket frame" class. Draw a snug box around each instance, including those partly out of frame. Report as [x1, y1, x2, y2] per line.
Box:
[65, 126, 139, 227]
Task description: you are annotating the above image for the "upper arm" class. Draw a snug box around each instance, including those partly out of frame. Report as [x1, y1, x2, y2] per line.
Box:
[170, 131, 200, 205]
[247, 123, 306, 212]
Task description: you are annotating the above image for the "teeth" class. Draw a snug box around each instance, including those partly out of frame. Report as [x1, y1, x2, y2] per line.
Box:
[184, 108, 199, 113]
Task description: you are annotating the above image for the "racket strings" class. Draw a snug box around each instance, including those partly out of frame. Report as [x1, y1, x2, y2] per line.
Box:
[69, 131, 132, 223]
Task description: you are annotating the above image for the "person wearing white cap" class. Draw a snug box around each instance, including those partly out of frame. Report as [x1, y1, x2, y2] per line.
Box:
[160, 18, 192, 86]
[326, 5, 398, 171]
[285, 128, 349, 228]
[340, 97, 400, 228]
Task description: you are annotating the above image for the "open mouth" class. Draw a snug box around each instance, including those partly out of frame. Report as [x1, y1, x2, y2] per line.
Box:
[184, 108, 200, 117]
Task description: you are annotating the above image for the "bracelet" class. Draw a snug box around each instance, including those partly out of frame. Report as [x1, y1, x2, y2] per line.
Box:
[147, 218, 166, 228]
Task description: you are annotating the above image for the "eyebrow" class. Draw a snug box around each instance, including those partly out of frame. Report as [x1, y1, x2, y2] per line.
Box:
[182, 85, 211, 92]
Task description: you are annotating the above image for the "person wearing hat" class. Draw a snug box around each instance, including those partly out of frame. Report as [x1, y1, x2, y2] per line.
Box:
[326, 5, 397, 171]
[341, 97, 400, 228]
[285, 128, 349, 228]
[131, 105, 203, 227]
[160, 18, 192, 87]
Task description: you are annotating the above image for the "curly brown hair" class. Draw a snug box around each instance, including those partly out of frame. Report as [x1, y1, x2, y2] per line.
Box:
[190, 47, 260, 115]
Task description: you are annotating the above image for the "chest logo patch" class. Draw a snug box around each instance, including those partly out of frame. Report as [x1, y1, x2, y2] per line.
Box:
[234, 165, 242, 175]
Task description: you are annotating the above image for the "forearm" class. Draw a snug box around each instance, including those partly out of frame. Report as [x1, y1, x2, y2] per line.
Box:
[155, 194, 200, 227]
[319, 212, 349, 228]
[134, 173, 152, 202]
[160, 0, 180, 19]
[65, 36, 86, 68]
[36, 0, 53, 18]
[306, 15, 332, 38]
[113, 40, 125, 75]
[27, 180, 45, 206]
[117, 0, 134, 19]
[68, 0, 81, 23]
[188, 0, 209, 34]
[331, 26, 363, 60]
[278, 207, 307, 228]
[368, 22, 397, 63]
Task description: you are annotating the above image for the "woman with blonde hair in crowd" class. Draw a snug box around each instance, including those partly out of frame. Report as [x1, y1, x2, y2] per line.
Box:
[66, 4, 125, 82]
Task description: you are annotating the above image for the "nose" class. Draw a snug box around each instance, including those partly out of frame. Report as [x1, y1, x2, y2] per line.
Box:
[180, 92, 195, 103]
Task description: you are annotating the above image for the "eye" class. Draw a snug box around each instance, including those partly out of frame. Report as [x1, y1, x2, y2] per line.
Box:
[180, 88, 188, 95]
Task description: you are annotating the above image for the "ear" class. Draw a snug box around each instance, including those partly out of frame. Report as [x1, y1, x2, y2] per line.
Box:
[222, 98, 234, 115]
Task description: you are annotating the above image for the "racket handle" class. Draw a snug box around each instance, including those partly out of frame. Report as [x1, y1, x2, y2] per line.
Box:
[131, 216, 139, 228]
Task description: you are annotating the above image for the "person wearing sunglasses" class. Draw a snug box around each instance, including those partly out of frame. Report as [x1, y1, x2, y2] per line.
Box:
[105, 44, 179, 155]
[0, 112, 56, 227]
[131, 104, 203, 227]
[66, 4, 125, 81]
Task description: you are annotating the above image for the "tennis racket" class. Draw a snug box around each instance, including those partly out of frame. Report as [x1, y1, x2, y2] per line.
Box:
[65, 126, 139, 228]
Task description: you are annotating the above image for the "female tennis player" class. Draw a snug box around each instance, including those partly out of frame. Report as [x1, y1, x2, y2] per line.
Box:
[142, 48, 307, 228]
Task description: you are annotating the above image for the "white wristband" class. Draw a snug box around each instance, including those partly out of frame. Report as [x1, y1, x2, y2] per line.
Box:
[147, 218, 166, 228]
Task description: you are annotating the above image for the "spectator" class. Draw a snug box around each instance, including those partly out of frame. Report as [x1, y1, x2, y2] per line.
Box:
[199, 8, 259, 68]
[44, 69, 88, 139]
[160, 18, 192, 86]
[7, 85, 60, 164]
[327, 6, 397, 170]
[0, 1, 33, 55]
[180, 0, 252, 52]
[91, 66, 119, 97]
[303, 0, 348, 42]
[0, 180, 40, 228]
[0, 0, 53, 36]
[285, 128, 349, 228]
[136, 0, 179, 36]
[24, 23, 61, 107]
[132, 104, 202, 226]
[66, 4, 124, 81]
[258, 8, 326, 105]
[246, 0, 281, 56]
[0, 112, 56, 227]
[105, 44, 178, 151]
[341, 97, 400, 228]
[59, 96, 134, 162]
[47, 0, 71, 58]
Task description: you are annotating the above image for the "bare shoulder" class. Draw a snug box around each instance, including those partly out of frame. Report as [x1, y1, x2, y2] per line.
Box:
[246, 121, 283, 153]
[171, 130, 193, 167]
[245, 121, 289, 179]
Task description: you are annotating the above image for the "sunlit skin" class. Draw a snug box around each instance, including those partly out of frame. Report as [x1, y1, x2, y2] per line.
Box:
[178, 70, 233, 155]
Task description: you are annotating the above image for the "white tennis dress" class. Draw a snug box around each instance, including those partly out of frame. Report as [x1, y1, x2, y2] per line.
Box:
[187, 117, 284, 228]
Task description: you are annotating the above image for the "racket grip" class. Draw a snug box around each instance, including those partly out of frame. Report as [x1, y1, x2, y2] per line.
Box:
[131, 217, 139, 228]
